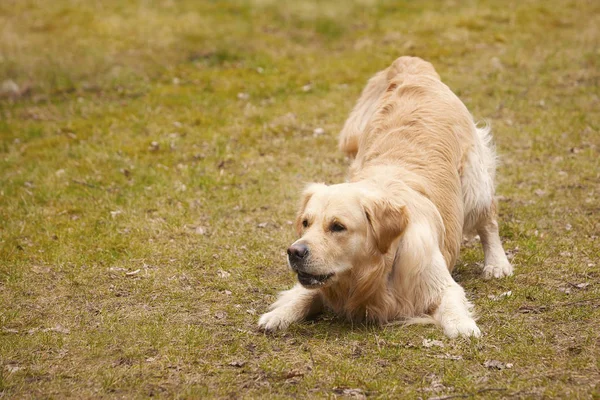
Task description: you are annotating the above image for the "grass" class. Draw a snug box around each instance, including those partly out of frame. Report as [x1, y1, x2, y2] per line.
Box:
[1, 0, 599, 398]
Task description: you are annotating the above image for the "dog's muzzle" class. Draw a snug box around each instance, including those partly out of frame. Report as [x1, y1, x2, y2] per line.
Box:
[296, 270, 334, 287]
[287, 243, 334, 287]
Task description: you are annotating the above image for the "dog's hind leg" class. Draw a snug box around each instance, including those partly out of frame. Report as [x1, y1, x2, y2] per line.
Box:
[476, 202, 513, 279]
[258, 284, 323, 331]
[461, 125, 512, 279]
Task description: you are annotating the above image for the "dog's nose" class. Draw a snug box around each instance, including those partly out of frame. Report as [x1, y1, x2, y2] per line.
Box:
[287, 243, 309, 260]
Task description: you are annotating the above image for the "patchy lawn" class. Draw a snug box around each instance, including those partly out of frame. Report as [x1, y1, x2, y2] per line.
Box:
[1, 0, 599, 398]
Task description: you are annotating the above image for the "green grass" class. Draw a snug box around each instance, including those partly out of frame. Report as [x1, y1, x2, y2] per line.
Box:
[1, 0, 599, 398]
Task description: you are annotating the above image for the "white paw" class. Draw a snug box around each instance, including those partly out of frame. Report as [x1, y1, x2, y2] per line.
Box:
[482, 260, 513, 280]
[258, 309, 293, 332]
[443, 318, 481, 338]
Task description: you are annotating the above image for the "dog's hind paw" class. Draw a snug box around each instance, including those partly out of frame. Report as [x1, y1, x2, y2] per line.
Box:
[482, 260, 513, 280]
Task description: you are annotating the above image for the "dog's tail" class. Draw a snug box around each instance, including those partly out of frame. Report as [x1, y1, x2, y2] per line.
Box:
[474, 120, 498, 183]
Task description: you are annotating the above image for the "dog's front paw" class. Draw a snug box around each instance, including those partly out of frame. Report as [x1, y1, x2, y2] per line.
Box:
[258, 309, 294, 332]
[482, 260, 513, 280]
[442, 318, 481, 339]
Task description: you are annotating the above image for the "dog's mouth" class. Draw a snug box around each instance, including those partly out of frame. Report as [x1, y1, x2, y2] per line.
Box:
[296, 271, 334, 287]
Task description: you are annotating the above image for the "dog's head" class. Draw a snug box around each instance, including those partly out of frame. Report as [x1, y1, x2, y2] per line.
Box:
[287, 182, 409, 288]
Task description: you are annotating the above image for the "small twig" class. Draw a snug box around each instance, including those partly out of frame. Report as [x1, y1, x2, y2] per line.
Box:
[307, 346, 316, 373]
[558, 296, 600, 307]
[518, 305, 548, 313]
[374, 333, 382, 352]
[71, 179, 100, 189]
[430, 394, 469, 400]
[551, 277, 592, 289]
[519, 296, 600, 314]
[430, 388, 507, 400]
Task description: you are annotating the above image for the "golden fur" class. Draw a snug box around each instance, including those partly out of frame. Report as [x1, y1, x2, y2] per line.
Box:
[259, 56, 513, 337]
[343, 56, 475, 269]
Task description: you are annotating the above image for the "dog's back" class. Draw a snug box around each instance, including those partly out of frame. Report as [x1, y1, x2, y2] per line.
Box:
[341, 56, 478, 268]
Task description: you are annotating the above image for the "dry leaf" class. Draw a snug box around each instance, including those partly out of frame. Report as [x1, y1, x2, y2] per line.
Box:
[1, 80, 19, 94]
[484, 359, 513, 370]
[110, 210, 122, 218]
[333, 387, 366, 399]
[229, 360, 246, 368]
[5, 364, 22, 373]
[217, 269, 231, 279]
[32, 265, 51, 274]
[214, 311, 227, 320]
[43, 325, 70, 334]
[434, 353, 463, 360]
[491, 57, 504, 71]
[285, 370, 304, 378]
[422, 338, 445, 348]
[488, 290, 512, 300]
[421, 374, 448, 393]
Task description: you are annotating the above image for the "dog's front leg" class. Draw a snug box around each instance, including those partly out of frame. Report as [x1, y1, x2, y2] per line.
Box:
[399, 221, 482, 338]
[258, 284, 323, 331]
[432, 282, 481, 338]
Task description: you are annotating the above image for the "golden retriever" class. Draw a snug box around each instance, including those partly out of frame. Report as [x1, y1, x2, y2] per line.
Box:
[259, 56, 513, 337]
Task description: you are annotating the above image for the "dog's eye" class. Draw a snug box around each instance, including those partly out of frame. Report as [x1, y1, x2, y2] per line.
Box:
[330, 222, 346, 232]
[302, 219, 309, 228]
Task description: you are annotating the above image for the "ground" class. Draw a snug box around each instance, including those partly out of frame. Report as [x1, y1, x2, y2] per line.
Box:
[1, 0, 599, 398]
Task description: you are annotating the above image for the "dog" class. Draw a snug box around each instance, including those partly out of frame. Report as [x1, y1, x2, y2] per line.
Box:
[258, 56, 513, 338]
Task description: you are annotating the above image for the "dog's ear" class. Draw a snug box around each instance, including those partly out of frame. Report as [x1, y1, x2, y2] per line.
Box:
[294, 183, 326, 235]
[362, 196, 409, 254]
